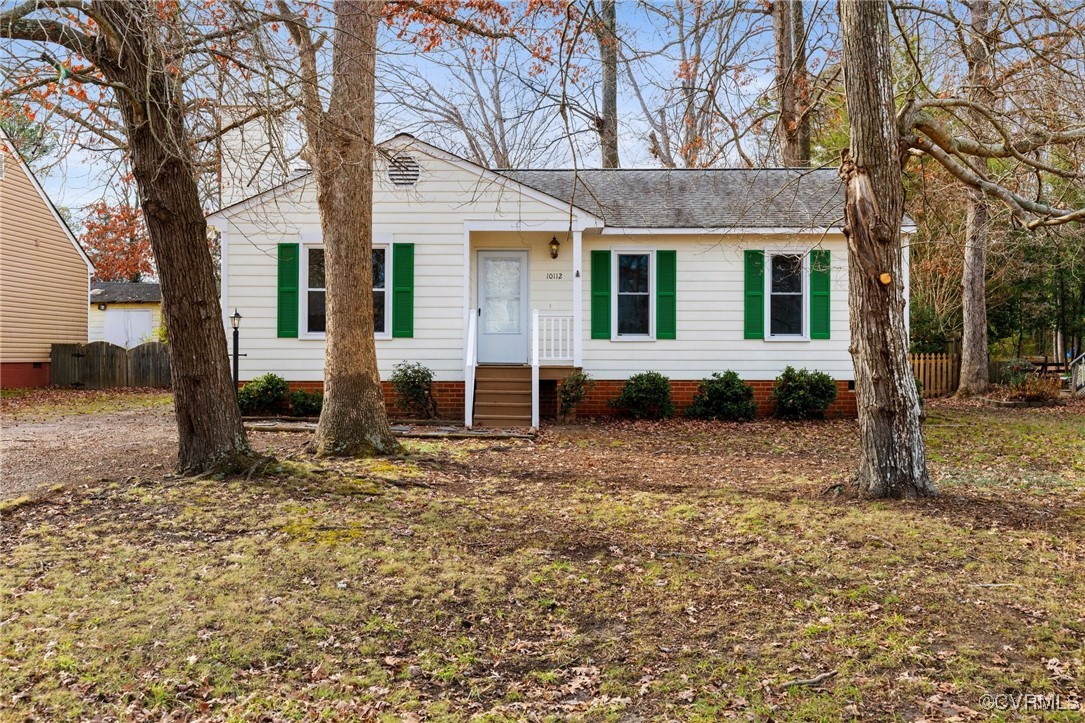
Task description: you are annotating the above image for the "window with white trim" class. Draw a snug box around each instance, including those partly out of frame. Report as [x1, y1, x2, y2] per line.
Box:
[768, 252, 805, 337]
[302, 245, 390, 336]
[305, 247, 326, 333]
[615, 251, 652, 337]
[372, 246, 388, 335]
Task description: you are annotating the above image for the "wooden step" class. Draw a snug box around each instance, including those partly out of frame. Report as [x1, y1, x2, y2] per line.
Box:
[475, 380, 531, 393]
[474, 401, 532, 414]
[475, 389, 531, 404]
[475, 365, 531, 381]
[473, 414, 532, 427]
[475, 398, 531, 408]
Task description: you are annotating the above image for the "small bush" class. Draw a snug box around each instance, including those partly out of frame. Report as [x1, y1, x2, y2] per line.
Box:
[558, 370, 595, 419]
[290, 389, 323, 417]
[687, 371, 756, 422]
[237, 373, 289, 416]
[391, 361, 437, 418]
[610, 371, 674, 420]
[1007, 373, 1061, 402]
[772, 366, 838, 420]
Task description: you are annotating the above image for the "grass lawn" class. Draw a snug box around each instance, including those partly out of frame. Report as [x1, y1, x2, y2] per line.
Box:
[2, 400, 1083, 720]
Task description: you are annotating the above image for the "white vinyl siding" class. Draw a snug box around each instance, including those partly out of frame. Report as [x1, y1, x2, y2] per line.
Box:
[581, 234, 853, 380]
[215, 151, 584, 382]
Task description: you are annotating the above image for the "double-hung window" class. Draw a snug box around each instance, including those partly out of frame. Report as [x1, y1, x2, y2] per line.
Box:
[302, 245, 390, 337]
[768, 252, 805, 338]
[615, 251, 652, 338]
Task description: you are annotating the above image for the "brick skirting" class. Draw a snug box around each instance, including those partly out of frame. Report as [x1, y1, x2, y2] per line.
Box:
[0, 362, 50, 389]
[272, 378, 858, 420]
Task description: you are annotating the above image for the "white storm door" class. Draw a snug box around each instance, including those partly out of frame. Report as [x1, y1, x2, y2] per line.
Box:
[477, 250, 529, 364]
[104, 309, 153, 348]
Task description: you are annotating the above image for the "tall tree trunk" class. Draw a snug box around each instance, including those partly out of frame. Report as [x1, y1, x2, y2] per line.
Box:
[790, 0, 810, 165]
[308, 1, 400, 457]
[595, 0, 620, 168]
[957, 0, 995, 395]
[97, 1, 254, 474]
[838, 0, 934, 499]
[772, 1, 809, 167]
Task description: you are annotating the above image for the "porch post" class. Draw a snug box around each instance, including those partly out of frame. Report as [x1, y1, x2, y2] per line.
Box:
[572, 229, 584, 367]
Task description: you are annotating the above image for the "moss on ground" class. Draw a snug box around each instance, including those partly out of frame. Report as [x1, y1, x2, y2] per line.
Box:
[2, 402, 1083, 720]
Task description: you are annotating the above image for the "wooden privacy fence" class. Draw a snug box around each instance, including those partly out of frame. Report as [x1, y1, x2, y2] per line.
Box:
[50, 341, 171, 389]
[910, 352, 960, 398]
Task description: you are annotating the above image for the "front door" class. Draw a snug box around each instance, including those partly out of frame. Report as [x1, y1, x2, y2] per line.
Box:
[477, 250, 529, 364]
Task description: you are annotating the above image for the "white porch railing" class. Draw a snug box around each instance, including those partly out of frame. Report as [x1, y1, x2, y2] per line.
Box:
[536, 313, 575, 362]
[531, 311, 574, 429]
[464, 308, 478, 428]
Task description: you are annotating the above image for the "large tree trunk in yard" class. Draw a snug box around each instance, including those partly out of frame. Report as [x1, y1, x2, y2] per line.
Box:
[958, 186, 990, 394]
[957, 1, 996, 396]
[98, 1, 254, 475]
[309, 1, 400, 457]
[838, 0, 934, 499]
[595, 0, 620, 168]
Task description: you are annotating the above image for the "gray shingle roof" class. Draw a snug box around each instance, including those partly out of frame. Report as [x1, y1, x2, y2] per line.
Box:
[499, 168, 847, 229]
[90, 282, 161, 304]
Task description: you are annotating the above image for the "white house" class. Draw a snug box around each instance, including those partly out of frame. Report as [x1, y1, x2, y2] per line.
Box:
[209, 134, 903, 426]
[89, 282, 162, 348]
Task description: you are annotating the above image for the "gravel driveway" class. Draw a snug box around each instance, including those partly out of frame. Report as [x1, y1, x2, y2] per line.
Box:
[1, 402, 179, 501]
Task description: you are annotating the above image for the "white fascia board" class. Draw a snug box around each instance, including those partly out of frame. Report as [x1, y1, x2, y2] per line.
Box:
[207, 173, 314, 222]
[464, 219, 596, 234]
[600, 226, 847, 236]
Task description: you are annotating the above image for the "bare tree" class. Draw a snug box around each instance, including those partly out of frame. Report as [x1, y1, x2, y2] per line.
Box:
[592, 0, 619, 167]
[769, 0, 812, 166]
[2, 0, 257, 474]
[378, 43, 568, 168]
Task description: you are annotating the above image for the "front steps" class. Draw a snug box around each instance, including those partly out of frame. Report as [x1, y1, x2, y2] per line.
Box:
[473, 365, 532, 428]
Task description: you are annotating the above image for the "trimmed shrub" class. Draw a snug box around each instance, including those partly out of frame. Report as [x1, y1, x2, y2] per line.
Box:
[391, 361, 438, 418]
[290, 389, 323, 417]
[558, 370, 594, 419]
[610, 371, 675, 419]
[237, 373, 289, 416]
[687, 371, 756, 422]
[772, 366, 837, 420]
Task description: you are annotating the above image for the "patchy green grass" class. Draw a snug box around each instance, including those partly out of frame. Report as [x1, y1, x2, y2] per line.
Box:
[0, 387, 172, 420]
[2, 401, 1083, 720]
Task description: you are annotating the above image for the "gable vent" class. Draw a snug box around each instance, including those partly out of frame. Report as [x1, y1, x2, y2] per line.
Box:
[388, 154, 420, 187]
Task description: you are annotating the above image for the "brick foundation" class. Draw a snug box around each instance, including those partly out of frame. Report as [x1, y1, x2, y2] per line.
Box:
[0, 362, 50, 389]
[281, 380, 466, 420]
[269, 378, 858, 420]
[578, 379, 856, 419]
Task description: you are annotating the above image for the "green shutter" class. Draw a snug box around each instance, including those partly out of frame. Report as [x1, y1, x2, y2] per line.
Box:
[392, 243, 414, 338]
[277, 243, 299, 338]
[591, 249, 611, 339]
[743, 250, 765, 339]
[656, 250, 677, 339]
[809, 249, 831, 339]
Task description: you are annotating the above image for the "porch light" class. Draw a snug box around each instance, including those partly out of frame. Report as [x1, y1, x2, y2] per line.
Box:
[549, 236, 561, 259]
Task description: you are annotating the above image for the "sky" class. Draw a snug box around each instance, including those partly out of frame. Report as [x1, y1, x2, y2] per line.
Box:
[22, 1, 820, 232]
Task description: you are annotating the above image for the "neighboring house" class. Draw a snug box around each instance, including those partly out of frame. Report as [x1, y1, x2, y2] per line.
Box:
[210, 134, 912, 426]
[89, 282, 162, 348]
[0, 130, 94, 388]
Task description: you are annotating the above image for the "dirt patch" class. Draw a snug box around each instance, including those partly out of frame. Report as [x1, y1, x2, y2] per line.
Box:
[0, 391, 290, 500]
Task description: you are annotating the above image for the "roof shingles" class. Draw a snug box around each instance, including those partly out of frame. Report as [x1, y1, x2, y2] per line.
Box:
[90, 282, 161, 304]
[498, 168, 847, 229]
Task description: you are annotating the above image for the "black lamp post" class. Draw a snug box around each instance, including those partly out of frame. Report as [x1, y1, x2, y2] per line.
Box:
[230, 309, 242, 394]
